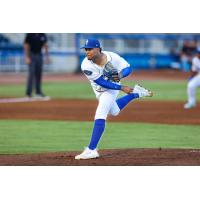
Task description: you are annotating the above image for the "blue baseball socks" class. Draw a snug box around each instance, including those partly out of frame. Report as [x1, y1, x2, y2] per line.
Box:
[116, 93, 139, 110]
[88, 119, 105, 150]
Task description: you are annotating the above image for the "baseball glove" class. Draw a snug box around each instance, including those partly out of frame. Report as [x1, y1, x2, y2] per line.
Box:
[103, 61, 120, 82]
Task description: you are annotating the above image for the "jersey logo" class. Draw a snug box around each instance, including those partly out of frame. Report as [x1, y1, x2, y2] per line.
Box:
[83, 70, 93, 76]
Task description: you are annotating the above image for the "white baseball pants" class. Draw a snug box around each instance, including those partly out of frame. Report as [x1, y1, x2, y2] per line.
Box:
[187, 74, 200, 105]
[94, 90, 120, 120]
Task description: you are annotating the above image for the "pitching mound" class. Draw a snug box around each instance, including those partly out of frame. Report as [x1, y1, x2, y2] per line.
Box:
[1, 148, 200, 166]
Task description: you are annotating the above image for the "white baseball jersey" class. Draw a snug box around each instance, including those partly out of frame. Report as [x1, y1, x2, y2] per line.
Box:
[81, 51, 130, 97]
[191, 56, 200, 73]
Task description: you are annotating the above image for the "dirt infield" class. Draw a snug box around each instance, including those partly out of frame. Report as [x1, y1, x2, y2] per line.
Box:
[0, 99, 199, 124]
[1, 148, 200, 166]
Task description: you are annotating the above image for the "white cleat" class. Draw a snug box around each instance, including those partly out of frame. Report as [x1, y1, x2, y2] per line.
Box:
[75, 147, 100, 160]
[133, 84, 153, 98]
[184, 102, 196, 109]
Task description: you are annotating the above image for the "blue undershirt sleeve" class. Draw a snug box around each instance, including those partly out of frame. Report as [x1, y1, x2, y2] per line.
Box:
[120, 66, 133, 78]
[94, 76, 122, 90]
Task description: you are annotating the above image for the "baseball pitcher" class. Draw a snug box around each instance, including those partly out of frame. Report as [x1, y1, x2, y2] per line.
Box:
[75, 39, 153, 160]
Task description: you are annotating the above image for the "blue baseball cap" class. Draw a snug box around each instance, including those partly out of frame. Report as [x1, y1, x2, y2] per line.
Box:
[80, 39, 101, 49]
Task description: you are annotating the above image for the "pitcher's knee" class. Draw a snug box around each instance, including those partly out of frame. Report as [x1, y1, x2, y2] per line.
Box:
[111, 110, 120, 116]
[94, 112, 107, 120]
[109, 108, 120, 116]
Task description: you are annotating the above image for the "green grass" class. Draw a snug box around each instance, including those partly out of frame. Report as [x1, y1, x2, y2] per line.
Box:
[0, 82, 93, 99]
[0, 120, 200, 154]
[0, 80, 199, 101]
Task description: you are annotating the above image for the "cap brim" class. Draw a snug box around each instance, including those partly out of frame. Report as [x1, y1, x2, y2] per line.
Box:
[80, 46, 86, 49]
[80, 46, 100, 49]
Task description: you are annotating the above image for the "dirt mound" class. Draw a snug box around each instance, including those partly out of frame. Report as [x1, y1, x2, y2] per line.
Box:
[1, 148, 200, 166]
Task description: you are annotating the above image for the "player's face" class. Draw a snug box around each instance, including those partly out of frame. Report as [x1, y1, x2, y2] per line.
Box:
[85, 48, 100, 60]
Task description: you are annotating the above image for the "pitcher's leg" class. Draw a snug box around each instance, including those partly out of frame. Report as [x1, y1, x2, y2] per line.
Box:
[109, 93, 139, 116]
[116, 93, 139, 110]
[87, 91, 117, 150]
[95, 90, 117, 120]
[88, 119, 106, 150]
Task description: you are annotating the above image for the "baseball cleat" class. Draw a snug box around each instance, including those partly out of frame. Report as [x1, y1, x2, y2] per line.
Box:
[75, 147, 100, 160]
[184, 102, 196, 109]
[133, 84, 153, 98]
